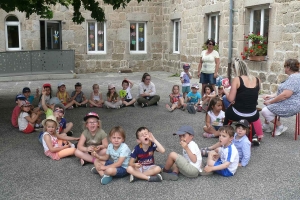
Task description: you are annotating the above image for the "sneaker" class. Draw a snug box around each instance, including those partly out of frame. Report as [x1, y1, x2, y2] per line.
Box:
[141, 103, 148, 108]
[91, 167, 98, 174]
[166, 104, 173, 112]
[116, 106, 120, 109]
[275, 125, 288, 136]
[262, 123, 272, 133]
[203, 132, 215, 138]
[106, 106, 110, 109]
[66, 131, 73, 136]
[148, 174, 163, 182]
[153, 102, 158, 106]
[129, 174, 137, 183]
[181, 104, 186, 111]
[252, 135, 260, 146]
[101, 175, 113, 185]
[80, 104, 87, 107]
[67, 106, 74, 110]
[161, 172, 178, 181]
[35, 124, 40, 128]
[199, 171, 213, 176]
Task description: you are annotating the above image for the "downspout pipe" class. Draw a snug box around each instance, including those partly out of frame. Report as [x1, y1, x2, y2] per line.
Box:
[228, 0, 233, 82]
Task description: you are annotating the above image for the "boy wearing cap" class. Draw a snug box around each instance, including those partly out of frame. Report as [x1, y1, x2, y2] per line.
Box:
[11, 94, 26, 128]
[70, 82, 88, 107]
[201, 120, 251, 167]
[161, 125, 202, 181]
[56, 82, 76, 109]
[186, 84, 201, 114]
[204, 125, 239, 177]
[180, 64, 192, 100]
[22, 87, 39, 104]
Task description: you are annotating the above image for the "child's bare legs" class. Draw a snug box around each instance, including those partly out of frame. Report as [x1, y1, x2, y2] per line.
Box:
[123, 98, 136, 106]
[58, 148, 76, 158]
[79, 99, 89, 106]
[183, 92, 187, 102]
[163, 152, 179, 173]
[74, 148, 106, 163]
[94, 159, 107, 176]
[203, 126, 220, 136]
[206, 150, 219, 167]
[127, 165, 161, 181]
[89, 100, 103, 108]
[65, 100, 76, 109]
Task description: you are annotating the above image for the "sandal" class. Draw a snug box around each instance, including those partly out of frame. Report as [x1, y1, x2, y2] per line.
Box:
[201, 147, 210, 157]
[165, 104, 173, 112]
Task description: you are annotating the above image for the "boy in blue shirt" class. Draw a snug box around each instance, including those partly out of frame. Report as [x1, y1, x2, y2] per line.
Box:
[126, 127, 165, 182]
[186, 84, 201, 114]
[180, 64, 192, 100]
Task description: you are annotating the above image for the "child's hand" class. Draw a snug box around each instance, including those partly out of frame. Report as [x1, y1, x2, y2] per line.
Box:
[204, 165, 213, 172]
[91, 151, 98, 158]
[148, 132, 156, 142]
[95, 145, 101, 151]
[238, 163, 242, 167]
[180, 140, 188, 149]
[42, 88, 47, 95]
[99, 165, 107, 171]
[134, 163, 142, 169]
[87, 146, 95, 152]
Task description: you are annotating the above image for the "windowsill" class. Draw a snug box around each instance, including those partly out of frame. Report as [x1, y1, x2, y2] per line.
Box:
[87, 51, 106, 55]
[130, 51, 147, 54]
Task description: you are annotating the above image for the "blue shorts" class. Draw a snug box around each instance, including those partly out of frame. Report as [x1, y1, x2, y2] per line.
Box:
[214, 158, 234, 177]
[105, 160, 128, 178]
[213, 126, 221, 131]
[182, 86, 191, 94]
[200, 72, 216, 84]
[38, 131, 44, 143]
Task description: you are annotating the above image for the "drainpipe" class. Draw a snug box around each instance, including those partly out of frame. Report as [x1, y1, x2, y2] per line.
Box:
[228, 0, 233, 82]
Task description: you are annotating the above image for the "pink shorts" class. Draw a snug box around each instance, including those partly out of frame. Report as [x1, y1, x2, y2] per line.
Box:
[45, 150, 60, 160]
[22, 124, 34, 134]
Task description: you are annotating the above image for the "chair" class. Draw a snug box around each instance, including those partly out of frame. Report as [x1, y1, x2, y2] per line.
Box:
[228, 120, 253, 142]
[272, 113, 300, 140]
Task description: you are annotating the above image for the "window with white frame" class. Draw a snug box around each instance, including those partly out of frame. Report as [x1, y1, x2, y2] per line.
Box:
[87, 21, 106, 53]
[173, 20, 180, 53]
[208, 14, 219, 43]
[5, 15, 21, 51]
[130, 22, 146, 53]
[250, 8, 269, 37]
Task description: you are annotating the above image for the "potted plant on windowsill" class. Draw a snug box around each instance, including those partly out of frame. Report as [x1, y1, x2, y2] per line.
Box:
[241, 33, 268, 61]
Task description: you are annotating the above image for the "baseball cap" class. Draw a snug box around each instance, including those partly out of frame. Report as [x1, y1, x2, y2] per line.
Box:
[22, 87, 31, 93]
[173, 125, 195, 135]
[48, 97, 61, 105]
[43, 83, 51, 88]
[58, 82, 65, 87]
[108, 84, 115, 89]
[235, 119, 250, 128]
[183, 64, 190, 70]
[15, 94, 26, 101]
[54, 103, 65, 114]
[75, 82, 82, 87]
[84, 112, 100, 121]
[42, 115, 59, 128]
[21, 100, 31, 107]
[191, 84, 199, 89]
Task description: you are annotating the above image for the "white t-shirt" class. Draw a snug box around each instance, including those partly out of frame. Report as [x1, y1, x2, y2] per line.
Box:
[138, 82, 156, 97]
[180, 72, 192, 87]
[207, 110, 225, 127]
[42, 132, 59, 152]
[182, 141, 202, 172]
[218, 143, 239, 175]
[200, 50, 220, 74]
[125, 87, 133, 100]
[18, 112, 29, 131]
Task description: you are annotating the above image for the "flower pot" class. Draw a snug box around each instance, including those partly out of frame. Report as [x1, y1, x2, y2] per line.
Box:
[248, 56, 265, 61]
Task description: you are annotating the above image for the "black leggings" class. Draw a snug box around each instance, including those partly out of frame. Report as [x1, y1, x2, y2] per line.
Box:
[224, 105, 259, 125]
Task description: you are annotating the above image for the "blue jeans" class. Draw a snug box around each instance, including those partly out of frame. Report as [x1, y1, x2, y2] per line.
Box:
[105, 160, 128, 178]
[199, 72, 216, 84]
[222, 95, 231, 109]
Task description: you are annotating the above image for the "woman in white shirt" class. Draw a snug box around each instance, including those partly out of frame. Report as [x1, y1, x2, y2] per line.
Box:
[137, 73, 160, 107]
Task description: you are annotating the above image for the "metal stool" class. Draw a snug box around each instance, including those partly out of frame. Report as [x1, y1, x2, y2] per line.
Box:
[272, 113, 300, 140]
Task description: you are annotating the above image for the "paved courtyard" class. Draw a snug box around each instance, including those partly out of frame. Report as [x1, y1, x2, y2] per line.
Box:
[0, 72, 299, 200]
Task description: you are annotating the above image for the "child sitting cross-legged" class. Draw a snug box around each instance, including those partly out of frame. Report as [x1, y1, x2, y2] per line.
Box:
[201, 119, 251, 167]
[161, 125, 203, 181]
[126, 127, 165, 182]
[203, 125, 239, 177]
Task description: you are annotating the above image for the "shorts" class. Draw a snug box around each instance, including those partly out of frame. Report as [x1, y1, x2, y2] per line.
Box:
[38, 131, 44, 143]
[22, 123, 34, 134]
[138, 165, 157, 173]
[213, 126, 221, 131]
[125, 98, 132, 103]
[105, 160, 128, 178]
[175, 154, 199, 178]
[182, 86, 191, 94]
[45, 150, 60, 160]
[214, 158, 234, 177]
[200, 72, 216, 84]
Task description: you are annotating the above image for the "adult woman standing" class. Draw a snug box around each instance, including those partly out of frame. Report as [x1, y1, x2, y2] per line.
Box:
[137, 73, 160, 107]
[223, 59, 263, 140]
[197, 39, 220, 96]
[261, 59, 300, 136]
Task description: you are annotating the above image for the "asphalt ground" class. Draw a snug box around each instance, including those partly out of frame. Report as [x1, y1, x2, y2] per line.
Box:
[0, 72, 299, 200]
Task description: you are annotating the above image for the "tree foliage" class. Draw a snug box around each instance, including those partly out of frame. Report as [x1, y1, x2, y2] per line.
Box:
[0, 0, 149, 24]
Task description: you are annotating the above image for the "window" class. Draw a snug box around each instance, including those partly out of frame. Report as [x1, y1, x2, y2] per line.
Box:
[208, 14, 219, 43]
[130, 22, 146, 53]
[5, 16, 21, 51]
[173, 20, 180, 53]
[40, 21, 61, 50]
[87, 21, 106, 53]
[250, 8, 269, 37]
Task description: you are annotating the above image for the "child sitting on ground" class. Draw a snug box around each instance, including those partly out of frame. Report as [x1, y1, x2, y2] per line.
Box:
[22, 87, 39, 104]
[201, 119, 251, 167]
[91, 126, 131, 185]
[75, 112, 108, 166]
[203, 97, 225, 138]
[104, 84, 122, 109]
[70, 82, 89, 107]
[11, 94, 26, 128]
[41, 88, 62, 118]
[18, 100, 42, 134]
[126, 127, 165, 182]
[41, 115, 76, 160]
[201, 84, 216, 112]
[180, 64, 192, 100]
[186, 84, 202, 114]
[38, 83, 52, 109]
[89, 84, 104, 108]
[204, 125, 239, 177]
[120, 78, 136, 107]
[166, 85, 186, 112]
[161, 125, 203, 181]
[56, 82, 76, 109]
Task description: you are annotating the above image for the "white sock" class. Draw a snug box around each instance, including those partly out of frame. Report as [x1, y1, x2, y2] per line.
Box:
[277, 125, 283, 129]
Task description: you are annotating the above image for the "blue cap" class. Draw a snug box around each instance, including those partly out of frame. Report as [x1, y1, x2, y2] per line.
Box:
[173, 125, 195, 135]
[15, 94, 26, 101]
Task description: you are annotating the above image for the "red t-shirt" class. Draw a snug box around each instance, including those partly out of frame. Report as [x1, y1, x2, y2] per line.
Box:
[11, 106, 21, 127]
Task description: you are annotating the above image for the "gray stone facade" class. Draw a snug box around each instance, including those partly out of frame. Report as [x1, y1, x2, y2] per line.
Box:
[0, 0, 299, 92]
